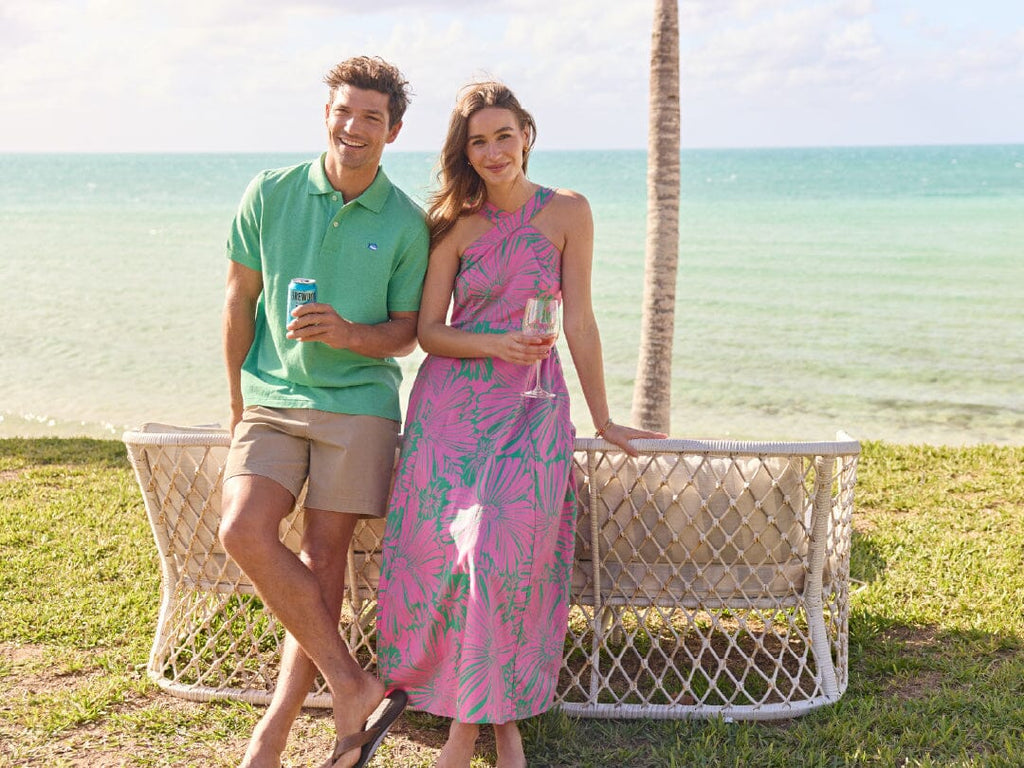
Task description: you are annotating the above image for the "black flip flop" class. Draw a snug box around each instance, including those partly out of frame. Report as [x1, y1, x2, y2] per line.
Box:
[353, 689, 408, 768]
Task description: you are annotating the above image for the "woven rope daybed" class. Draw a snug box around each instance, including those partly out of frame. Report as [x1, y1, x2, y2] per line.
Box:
[123, 423, 859, 721]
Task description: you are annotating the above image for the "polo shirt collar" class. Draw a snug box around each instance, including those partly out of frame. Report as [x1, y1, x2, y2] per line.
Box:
[308, 153, 393, 213]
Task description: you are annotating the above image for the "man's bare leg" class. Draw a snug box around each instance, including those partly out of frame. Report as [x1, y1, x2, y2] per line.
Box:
[237, 504, 355, 767]
[220, 476, 384, 768]
[238, 634, 317, 768]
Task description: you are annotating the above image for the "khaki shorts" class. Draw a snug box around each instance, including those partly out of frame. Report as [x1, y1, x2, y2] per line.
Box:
[225, 406, 399, 517]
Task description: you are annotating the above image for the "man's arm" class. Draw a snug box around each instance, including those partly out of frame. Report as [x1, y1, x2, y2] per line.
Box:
[286, 305, 418, 358]
[223, 260, 263, 434]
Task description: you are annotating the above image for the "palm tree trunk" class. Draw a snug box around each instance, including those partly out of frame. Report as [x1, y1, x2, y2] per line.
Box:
[631, 0, 680, 434]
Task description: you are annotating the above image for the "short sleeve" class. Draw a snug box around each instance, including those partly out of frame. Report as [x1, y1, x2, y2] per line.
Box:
[225, 172, 266, 271]
[387, 223, 429, 312]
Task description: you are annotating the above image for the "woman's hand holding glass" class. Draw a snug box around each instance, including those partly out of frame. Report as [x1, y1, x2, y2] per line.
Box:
[521, 297, 561, 399]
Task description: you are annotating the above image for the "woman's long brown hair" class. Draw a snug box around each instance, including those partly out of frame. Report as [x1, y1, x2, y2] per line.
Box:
[426, 81, 537, 247]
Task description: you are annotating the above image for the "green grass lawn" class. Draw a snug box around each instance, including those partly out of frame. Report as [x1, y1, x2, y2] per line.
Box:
[1, 438, 1022, 767]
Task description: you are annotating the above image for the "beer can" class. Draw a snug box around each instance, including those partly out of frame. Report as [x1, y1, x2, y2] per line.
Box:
[286, 278, 317, 326]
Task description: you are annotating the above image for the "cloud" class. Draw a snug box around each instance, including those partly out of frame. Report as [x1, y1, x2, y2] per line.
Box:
[1, 0, 1022, 151]
[680, 0, 1023, 145]
[682, 1, 885, 95]
[344, 0, 654, 150]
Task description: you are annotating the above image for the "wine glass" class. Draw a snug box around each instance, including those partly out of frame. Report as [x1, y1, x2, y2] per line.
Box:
[521, 296, 561, 399]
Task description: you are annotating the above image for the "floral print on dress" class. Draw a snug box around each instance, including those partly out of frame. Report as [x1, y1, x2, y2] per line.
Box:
[377, 187, 576, 724]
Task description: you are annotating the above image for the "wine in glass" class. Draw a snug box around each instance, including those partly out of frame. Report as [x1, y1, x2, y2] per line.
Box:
[521, 296, 560, 399]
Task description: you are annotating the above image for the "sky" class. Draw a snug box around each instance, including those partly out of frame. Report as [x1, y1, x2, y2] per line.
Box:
[1, 0, 1022, 152]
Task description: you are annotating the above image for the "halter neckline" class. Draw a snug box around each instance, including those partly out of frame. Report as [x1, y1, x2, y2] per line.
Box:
[478, 186, 554, 226]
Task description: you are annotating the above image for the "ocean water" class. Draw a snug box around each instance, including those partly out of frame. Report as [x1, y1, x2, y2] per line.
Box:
[1, 146, 1022, 445]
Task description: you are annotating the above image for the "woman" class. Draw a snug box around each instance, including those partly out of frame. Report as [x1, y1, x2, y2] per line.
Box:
[376, 81, 664, 767]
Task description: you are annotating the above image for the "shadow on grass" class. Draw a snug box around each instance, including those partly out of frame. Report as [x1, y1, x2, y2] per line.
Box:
[516, 619, 1024, 767]
[0, 437, 127, 468]
[850, 529, 886, 586]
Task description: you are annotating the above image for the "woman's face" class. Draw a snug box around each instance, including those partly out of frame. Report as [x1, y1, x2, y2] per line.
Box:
[465, 107, 528, 185]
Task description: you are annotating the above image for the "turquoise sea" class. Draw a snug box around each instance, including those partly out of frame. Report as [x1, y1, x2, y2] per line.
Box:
[1, 146, 1022, 445]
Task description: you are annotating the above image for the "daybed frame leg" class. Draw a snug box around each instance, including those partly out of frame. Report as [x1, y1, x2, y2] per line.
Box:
[805, 456, 839, 702]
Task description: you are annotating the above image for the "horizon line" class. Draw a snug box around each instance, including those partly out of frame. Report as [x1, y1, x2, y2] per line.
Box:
[2, 141, 1022, 156]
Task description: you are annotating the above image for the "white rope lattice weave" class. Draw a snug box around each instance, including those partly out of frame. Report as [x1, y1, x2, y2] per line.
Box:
[124, 424, 859, 719]
[124, 423, 381, 706]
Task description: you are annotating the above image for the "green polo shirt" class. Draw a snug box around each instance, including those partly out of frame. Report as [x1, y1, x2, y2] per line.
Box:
[226, 155, 428, 422]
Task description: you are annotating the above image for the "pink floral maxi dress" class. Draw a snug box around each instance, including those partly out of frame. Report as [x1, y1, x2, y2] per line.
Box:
[376, 187, 576, 723]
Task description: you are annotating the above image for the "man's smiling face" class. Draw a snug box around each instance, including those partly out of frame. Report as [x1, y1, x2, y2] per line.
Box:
[324, 83, 401, 175]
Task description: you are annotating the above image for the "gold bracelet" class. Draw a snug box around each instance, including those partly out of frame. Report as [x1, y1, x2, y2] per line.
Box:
[595, 417, 613, 438]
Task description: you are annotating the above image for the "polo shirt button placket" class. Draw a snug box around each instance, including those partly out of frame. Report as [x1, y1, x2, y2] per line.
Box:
[331, 194, 344, 229]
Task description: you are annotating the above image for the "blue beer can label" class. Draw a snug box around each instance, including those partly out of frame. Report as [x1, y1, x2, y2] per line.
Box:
[287, 278, 317, 326]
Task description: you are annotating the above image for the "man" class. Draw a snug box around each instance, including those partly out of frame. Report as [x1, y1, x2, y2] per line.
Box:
[218, 56, 428, 768]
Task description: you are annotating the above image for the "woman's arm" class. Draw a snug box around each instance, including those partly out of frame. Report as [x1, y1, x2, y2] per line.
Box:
[417, 224, 551, 366]
[560, 191, 666, 454]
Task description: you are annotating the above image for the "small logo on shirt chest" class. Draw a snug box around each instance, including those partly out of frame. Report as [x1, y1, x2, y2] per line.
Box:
[367, 243, 378, 251]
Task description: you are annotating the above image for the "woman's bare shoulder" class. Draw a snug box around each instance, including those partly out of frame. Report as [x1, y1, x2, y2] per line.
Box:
[548, 186, 589, 206]
[543, 187, 592, 235]
[546, 187, 592, 220]
[435, 210, 491, 255]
